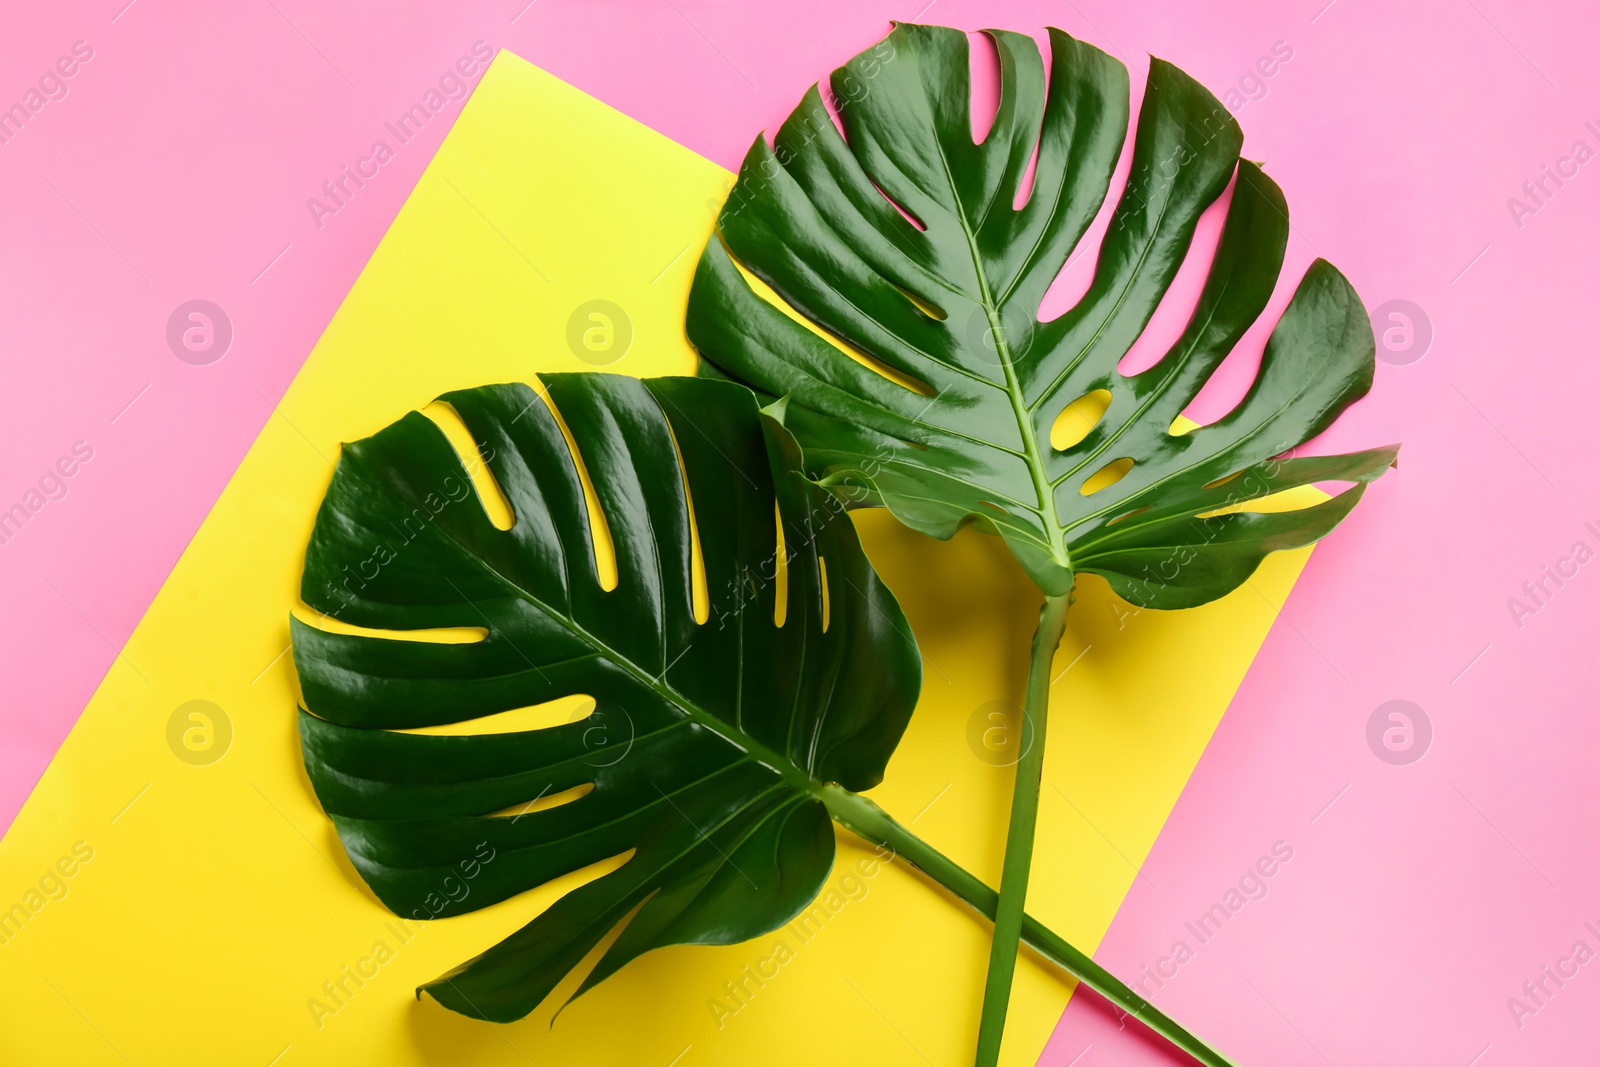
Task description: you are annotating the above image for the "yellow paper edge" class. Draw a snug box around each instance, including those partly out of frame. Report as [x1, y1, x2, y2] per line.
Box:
[0, 50, 1319, 1066]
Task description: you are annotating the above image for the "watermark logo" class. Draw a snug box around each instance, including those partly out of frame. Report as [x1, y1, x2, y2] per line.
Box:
[1366, 699, 1430, 766]
[166, 700, 232, 766]
[0, 841, 94, 947]
[1370, 299, 1431, 366]
[166, 300, 232, 366]
[566, 300, 632, 366]
[0, 440, 93, 548]
[966, 699, 1033, 767]
[572, 704, 634, 767]
[962, 303, 1035, 370]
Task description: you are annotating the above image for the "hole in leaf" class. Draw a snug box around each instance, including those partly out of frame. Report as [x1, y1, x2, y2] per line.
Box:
[968, 30, 1001, 144]
[1012, 30, 1051, 209]
[891, 281, 947, 321]
[1197, 487, 1321, 520]
[538, 381, 619, 591]
[422, 402, 514, 531]
[1013, 123, 1043, 211]
[1202, 469, 1244, 490]
[1167, 413, 1202, 437]
[773, 500, 789, 628]
[665, 420, 710, 625]
[1080, 457, 1134, 496]
[819, 81, 848, 139]
[527, 878, 646, 1029]
[867, 177, 927, 231]
[489, 782, 595, 819]
[293, 604, 487, 644]
[819, 555, 831, 633]
[1177, 339, 1264, 432]
[1050, 388, 1112, 451]
[721, 236, 935, 397]
[1106, 505, 1150, 527]
[1036, 91, 1139, 323]
[1116, 181, 1233, 378]
[400, 694, 597, 736]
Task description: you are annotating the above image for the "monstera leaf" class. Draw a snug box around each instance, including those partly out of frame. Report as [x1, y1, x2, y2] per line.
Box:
[292, 374, 921, 1022]
[687, 22, 1398, 601]
[289, 372, 1250, 1064]
[687, 24, 1396, 1066]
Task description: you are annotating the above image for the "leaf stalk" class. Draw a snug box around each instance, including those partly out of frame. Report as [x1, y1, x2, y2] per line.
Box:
[818, 781, 1240, 1067]
[974, 592, 1071, 1065]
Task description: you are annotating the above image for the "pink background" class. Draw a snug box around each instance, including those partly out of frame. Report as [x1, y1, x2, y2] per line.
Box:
[3, 0, 1596, 1063]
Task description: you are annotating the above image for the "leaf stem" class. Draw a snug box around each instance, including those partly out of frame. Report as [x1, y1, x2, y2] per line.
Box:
[974, 592, 1071, 1065]
[819, 781, 1240, 1067]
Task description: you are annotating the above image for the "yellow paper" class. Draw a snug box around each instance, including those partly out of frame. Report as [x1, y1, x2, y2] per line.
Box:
[0, 51, 1316, 1066]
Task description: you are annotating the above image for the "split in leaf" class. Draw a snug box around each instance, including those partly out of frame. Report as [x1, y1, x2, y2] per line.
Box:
[294, 374, 919, 1021]
[685, 22, 1396, 1066]
[687, 22, 1397, 604]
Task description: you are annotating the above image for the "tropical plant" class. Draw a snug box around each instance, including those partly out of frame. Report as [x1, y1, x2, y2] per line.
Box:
[291, 372, 1235, 1062]
[687, 21, 1397, 1067]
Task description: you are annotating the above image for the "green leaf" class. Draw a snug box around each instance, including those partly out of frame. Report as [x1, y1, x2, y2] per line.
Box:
[687, 22, 1398, 601]
[292, 374, 919, 1023]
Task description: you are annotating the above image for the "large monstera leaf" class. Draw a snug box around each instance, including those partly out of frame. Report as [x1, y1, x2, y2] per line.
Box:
[688, 23, 1397, 602]
[292, 374, 919, 1022]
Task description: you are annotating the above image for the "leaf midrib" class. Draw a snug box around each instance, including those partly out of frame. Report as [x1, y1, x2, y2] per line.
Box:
[424, 489, 831, 804]
[924, 128, 1070, 570]
[922, 120, 1229, 563]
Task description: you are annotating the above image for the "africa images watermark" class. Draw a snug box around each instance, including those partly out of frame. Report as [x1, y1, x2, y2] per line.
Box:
[1116, 41, 1293, 232]
[1504, 518, 1600, 630]
[318, 437, 498, 618]
[1216, 41, 1296, 113]
[0, 841, 96, 948]
[306, 41, 494, 230]
[0, 40, 95, 148]
[1099, 441, 1315, 616]
[305, 916, 425, 1031]
[705, 842, 896, 1029]
[1505, 921, 1600, 1031]
[718, 38, 898, 227]
[1506, 119, 1600, 230]
[1132, 841, 1295, 995]
[717, 419, 1312, 632]
[0, 440, 95, 548]
[305, 840, 497, 1030]
[707, 439, 892, 632]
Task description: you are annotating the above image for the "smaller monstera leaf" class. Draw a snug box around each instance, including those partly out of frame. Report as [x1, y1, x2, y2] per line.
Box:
[292, 374, 919, 1023]
[687, 23, 1398, 604]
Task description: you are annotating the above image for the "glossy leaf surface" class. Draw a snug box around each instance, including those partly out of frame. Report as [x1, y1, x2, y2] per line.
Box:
[293, 374, 919, 1022]
[688, 23, 1397, 601]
